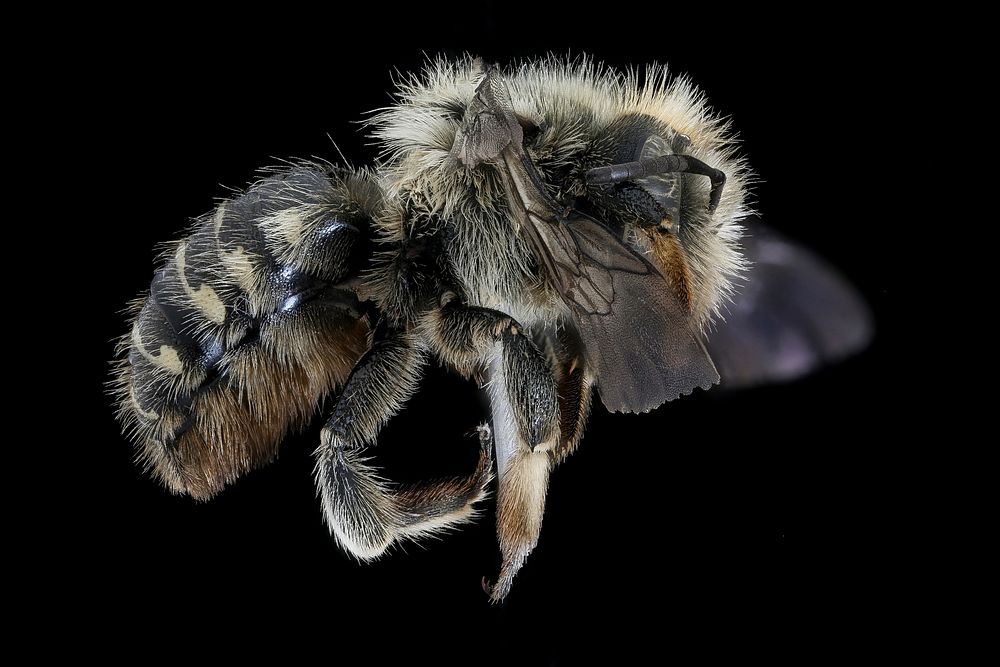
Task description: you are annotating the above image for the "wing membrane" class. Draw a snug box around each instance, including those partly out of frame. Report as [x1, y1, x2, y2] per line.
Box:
[526, 208, 718, 412]
[707, 222, 873, 388]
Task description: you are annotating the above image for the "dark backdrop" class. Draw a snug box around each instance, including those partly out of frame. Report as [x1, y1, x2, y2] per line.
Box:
[74, 5, 901, 660]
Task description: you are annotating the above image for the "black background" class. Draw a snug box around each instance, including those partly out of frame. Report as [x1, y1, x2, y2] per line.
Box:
[71, 5, 903, 660]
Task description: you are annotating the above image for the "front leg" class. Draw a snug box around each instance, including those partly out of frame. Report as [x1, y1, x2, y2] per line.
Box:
[421, 297, 561, 601]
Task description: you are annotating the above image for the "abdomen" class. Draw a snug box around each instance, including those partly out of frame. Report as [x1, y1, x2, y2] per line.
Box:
[112, 165, 380, 499]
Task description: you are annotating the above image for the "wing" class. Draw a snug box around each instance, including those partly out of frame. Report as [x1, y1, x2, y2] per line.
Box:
[531, 211, 719, 413]
[707, 222, 873, 388]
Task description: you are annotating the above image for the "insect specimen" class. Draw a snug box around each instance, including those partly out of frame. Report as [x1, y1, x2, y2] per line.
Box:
[113, 58, 869, 601]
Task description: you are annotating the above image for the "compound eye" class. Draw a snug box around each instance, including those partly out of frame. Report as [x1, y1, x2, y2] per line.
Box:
[634, 133, 684, 233]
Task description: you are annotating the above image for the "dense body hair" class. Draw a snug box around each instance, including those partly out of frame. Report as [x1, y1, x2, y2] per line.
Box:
[112, 164, 380, 498]
[371, 56, 749, 329]
[114, 56, 764, 601]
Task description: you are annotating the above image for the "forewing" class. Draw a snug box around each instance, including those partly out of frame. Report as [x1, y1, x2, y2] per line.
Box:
[708, 223, 873, 388]
[534, 212, 719, 413]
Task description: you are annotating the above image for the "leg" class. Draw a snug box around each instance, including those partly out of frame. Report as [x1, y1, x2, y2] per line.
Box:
[548, 325, 595, 467]
[313, 326, 493, 559]
[488, 327, 562, 601]
[421, 298, 561, 601]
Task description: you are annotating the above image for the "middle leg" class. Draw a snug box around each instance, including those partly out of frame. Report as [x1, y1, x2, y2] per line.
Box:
[314, 325, 493, 560]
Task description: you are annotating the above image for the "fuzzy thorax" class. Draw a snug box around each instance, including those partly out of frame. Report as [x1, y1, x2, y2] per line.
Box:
[370, 56, 751, 330]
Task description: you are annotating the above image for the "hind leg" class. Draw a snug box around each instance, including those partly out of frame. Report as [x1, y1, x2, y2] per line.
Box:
[313, 327, 493, 559]
[421, 297, 563, 601]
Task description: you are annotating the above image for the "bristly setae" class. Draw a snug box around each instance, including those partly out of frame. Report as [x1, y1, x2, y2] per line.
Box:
[111, 56, 869, 601]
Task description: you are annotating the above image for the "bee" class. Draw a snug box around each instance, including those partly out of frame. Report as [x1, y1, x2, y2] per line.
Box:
[112, 57, 870, 601]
